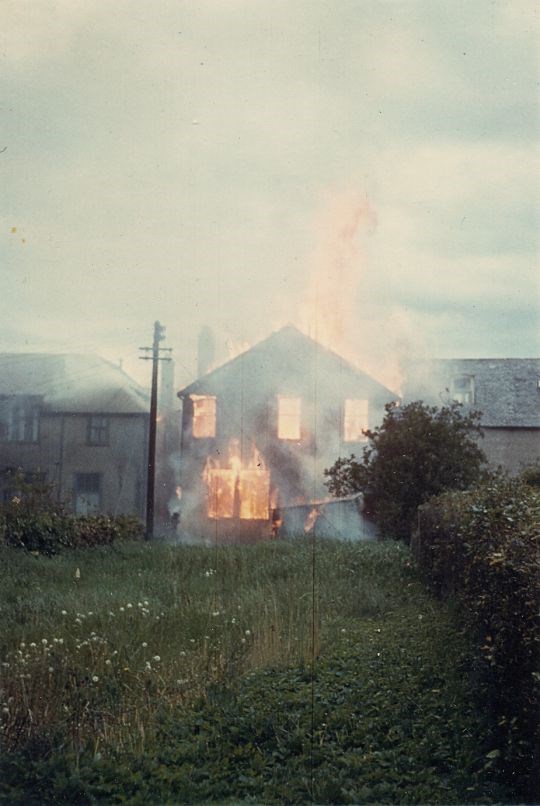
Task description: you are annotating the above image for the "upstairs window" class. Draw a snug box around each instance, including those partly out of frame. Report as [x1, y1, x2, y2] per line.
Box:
[451, 376, 475, 405]
[343, 399, 369, 442]
[87, 415, 109, 446]
[278, 396, 301, 440]
[0, 397, 40, 443]
[191, 395, 216, 438]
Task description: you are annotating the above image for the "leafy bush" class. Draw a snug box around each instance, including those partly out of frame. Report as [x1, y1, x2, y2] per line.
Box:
[325, 401, 486, 541]
[520, 459, 540, 489]
[0, 473, 143, 554]
[412, 474, 540, 800]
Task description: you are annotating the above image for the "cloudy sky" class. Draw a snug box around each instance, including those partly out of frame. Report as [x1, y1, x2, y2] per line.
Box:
[2, 0, 538, 390]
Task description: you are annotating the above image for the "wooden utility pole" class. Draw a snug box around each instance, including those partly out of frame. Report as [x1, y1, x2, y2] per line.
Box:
[139, 321, 172, 540]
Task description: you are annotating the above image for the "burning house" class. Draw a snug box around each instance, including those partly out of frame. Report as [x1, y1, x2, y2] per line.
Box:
[177, 325, 397, 542]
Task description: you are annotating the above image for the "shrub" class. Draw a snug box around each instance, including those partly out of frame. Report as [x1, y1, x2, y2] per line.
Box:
[325, 401, 486, 541]
[0, 473, 143, 553]
[412, 474, 540, 800]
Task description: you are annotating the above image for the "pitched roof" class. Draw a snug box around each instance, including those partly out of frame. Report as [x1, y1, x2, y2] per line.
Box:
[404, 358, 540, 428]
[0, 353, 149, 414]
[178, 324, 398, 400]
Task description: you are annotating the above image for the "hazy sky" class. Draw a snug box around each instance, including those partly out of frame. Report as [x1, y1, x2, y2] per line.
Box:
[2, 0, 538, 390]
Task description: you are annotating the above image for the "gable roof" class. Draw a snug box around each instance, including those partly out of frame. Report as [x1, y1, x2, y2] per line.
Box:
[178, 325, 398, 400]
[404, 358, 540, 428]
[0, 353, 149, 414]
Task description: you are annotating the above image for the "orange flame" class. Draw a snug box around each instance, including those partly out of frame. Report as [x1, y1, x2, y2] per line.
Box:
[304, 506, 320, 533]
[203, 439, 270, 520]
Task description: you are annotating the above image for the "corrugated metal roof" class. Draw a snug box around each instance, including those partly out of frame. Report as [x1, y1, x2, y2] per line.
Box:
[0, 353, 149, 414]
[403, 358, 540, 428]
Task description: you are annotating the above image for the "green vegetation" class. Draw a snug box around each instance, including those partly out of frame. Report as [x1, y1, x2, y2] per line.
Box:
[0, 539, 507, 804]
[324, 401, 486, 541]
[0, 475, 143, 554]
[414, 474, 540, 801]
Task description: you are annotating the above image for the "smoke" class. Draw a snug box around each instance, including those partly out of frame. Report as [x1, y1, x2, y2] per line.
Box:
[299, 189, 376, 357]
[298, 188, 427, 394]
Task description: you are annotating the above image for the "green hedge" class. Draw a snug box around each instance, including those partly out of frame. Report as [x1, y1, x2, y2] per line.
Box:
[412, 475, 540, 800]
[0, 500, 143, 555]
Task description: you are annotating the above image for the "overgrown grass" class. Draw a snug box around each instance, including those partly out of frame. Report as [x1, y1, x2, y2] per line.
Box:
[0, 539, 508, 803]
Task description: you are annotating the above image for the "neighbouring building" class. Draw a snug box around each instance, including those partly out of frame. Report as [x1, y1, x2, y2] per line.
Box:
[0, 354, 149, 516]
[177, 325, 397, 542]
[403, 358, 540, 474]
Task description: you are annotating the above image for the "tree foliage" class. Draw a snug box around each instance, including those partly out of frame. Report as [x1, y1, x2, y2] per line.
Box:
[324, 401, 486, 541]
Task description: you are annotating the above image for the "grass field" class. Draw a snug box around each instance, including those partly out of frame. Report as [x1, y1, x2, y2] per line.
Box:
[0, 538, 507, 804]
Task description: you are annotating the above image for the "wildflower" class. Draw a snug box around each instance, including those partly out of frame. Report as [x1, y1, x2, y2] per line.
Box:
[20, 642, 26, 649]
[341, 628, 346, 633]
[119, 607, 125, 613]
[29, 642, 36, 648]
[241, 638, 246, 644]
[87, 611, 93, 616]
[48, 667, 54, 673]
[112, 650, 118, 656]
[145, 661, 152, 670]
[41, 638, 48, 645]
[11, 496, 21, 505]
[92, 675, 99, 683]
[61, 610, 67, 616]
[142, 642, 148, 648]
[105, 659, 112, 665]
[75, 568, 80, 580]
[126, 603, 133, 609]
[179, 651, 186, 656]
[231, 618, 236, 624]
[75, 618, 82, 624]
[153, 655, 160, 662]
[244, 629, 251, 636]
[143, 600, 149, 606]
[212, 611, 220, 617]
[2, 707, 9, 714]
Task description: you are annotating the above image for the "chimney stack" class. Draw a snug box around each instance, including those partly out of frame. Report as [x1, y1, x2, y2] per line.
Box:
[197, 326, 216, 377]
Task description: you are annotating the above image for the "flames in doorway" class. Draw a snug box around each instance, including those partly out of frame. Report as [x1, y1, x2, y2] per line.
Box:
[202, 439, 276, 521]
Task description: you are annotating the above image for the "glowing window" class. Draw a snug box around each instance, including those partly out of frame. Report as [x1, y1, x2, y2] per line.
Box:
[206, 469, 235, 519]
[344, 399, 369, 442]
[451, 376, 475, 405]
[191, 395, 216, 438]
[278, 396, 301, 440]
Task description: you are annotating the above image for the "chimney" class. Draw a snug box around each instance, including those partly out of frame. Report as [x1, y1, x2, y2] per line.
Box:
[197, 326, 215, 377]
[159, 358, 175, 412]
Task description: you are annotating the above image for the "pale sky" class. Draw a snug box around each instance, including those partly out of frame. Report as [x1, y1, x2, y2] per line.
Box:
[2, 0, 538, 391]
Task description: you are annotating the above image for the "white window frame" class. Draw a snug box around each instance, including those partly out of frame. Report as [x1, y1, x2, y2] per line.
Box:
[343, 398, 369, 442]
[277, 396, 301, 440]
[191, 395, 217, 438]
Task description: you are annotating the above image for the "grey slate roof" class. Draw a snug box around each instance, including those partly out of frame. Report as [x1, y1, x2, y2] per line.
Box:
[0, 353, 149, 414]
[403, 358, 540, 428]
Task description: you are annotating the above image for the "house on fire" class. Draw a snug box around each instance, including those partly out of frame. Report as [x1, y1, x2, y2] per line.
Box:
[0, 354, 149, 516]
[177, 325, 397, 541]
